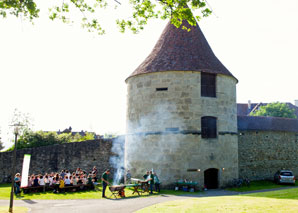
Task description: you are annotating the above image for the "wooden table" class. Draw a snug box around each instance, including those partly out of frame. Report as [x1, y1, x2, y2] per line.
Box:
[139, 181, 149, 193]
[126, 184, 142, 196]
[175, 181, 198, 191]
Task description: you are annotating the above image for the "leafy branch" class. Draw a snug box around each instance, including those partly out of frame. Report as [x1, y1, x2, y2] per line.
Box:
[0, 0, 212, 34]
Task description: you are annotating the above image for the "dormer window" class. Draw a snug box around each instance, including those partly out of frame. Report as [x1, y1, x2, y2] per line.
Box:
[201, 73, 216, 97]
[201, 116, 217, 138]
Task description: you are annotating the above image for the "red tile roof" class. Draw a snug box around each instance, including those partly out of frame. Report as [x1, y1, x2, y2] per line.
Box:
[126, 20, 237, 81]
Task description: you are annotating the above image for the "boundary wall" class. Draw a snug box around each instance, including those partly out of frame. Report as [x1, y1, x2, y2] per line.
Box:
[0, 138, 124, 183]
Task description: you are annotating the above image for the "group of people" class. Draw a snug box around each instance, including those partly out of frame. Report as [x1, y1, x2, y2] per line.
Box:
[14, 166, 98, 195]
[14, 167, 162, 197]
[100, 169, 161, 198]
[142, 170, 161, 194]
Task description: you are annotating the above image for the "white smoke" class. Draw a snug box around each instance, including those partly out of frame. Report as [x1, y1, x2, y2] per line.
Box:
[125, 102, 188, 179]
[109, 136, 125, 185]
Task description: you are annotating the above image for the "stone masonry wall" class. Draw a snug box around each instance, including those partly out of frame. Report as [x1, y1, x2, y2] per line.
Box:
[126, 71, 238, 133]
[238, 130, 298, 180]
[126, 71, 238, 188]
[0, 137, 124, 183]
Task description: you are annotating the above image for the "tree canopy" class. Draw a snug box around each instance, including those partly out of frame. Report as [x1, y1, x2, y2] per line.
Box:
[0, 0, 211, 34]
[6, 130, 96, 151]
[250, 102, 297, 119]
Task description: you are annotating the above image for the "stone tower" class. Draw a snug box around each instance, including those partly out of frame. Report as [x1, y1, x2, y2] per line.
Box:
[125, 20, 238, 188]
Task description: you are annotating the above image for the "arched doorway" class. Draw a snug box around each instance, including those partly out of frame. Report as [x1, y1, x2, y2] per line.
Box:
[204, 168, 219, 189]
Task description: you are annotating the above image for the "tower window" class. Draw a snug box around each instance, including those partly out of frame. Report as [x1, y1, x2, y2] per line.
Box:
[201, 73, 216, 97]
[156, 87, 168, 91]
[201, 116, 217, 138]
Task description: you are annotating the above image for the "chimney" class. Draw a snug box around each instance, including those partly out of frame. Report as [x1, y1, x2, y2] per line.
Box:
[295, 100, 298, 107]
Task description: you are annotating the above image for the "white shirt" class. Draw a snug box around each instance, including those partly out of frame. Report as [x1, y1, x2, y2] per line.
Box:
[48, 177, 53, 185]
[64, 179, 71, 185]
[39, 178, 45, 186]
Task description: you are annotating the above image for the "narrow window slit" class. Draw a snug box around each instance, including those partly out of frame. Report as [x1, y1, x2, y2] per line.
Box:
[156, 87, 168, 91]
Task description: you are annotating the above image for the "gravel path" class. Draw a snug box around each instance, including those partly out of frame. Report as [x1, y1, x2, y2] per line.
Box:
[0, 186, 297, 213]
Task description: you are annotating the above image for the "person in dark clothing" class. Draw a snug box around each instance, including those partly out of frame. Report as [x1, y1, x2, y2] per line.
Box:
[53, 174, 60, 193]
[143, 171, 149, 180]
[153, 172, 160, 192]
[33, 176, 39, 187]
[147, 171, 154, 194]
[14, 173, 21, 195]
[101, 169, 110, 198]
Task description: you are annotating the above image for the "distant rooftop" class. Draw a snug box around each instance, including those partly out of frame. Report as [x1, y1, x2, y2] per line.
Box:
[237, 102, 298, 118]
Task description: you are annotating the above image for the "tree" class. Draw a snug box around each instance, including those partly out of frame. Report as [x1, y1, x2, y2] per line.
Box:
[0, 0, 211, 34]
[9, 108, 33, 136]
[104, 132, 119, 139]
[250, 102, 297, 119]
[0, 128, 4, 151]
[6, 130, 96, 151]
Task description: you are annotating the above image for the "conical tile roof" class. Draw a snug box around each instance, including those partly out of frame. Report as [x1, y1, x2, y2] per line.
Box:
[127, 20, 237, 81]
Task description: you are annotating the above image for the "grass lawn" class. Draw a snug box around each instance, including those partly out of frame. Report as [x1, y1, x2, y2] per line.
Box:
[0, 206, 29, 213]
[227, 180, 298, 192]
[137, 188, 298, 213]
[0, 184, 199, 200]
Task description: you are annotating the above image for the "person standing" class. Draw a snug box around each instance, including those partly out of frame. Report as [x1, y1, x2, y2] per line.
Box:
[14, 173, 21, 195]
[154, 172, 160, 192]
[147, 171, 154, 194]
[143, 171, 149, 180]
[101, 169, 110, 198]
[126, 170, 131, 184]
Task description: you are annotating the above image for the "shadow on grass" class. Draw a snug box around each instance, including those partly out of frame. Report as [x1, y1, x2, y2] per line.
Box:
[104, 188, 203, 200]
[0, 184, 10, 188]
[21, 199, 37, 204]
[227, 180, 298, 192]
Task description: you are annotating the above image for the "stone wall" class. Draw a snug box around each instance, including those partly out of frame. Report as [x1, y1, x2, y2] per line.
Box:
[0, 138, 124, 183]
[238, 130, 298, 180]
[126, 71, 238, 188]
[126, 133, 238, 188]
[1, 129, 297, 185]
[126, 71, 238, 133]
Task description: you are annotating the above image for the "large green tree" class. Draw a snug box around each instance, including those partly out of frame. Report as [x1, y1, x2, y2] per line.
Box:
[0, 0, 211, 34]
[250, 102, 297, 119]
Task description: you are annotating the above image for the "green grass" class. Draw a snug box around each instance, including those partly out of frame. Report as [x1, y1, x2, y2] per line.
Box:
[137, 188, 298, 213]
[227, 180, 297, 192]
[0, 206, 29, 213]
[246, 187, 298, 200]
[0, 184, 200, 200]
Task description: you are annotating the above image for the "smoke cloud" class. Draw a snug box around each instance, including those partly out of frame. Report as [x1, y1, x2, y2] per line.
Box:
[125, 102, 187, 179]
[109, 136, 125, 185]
